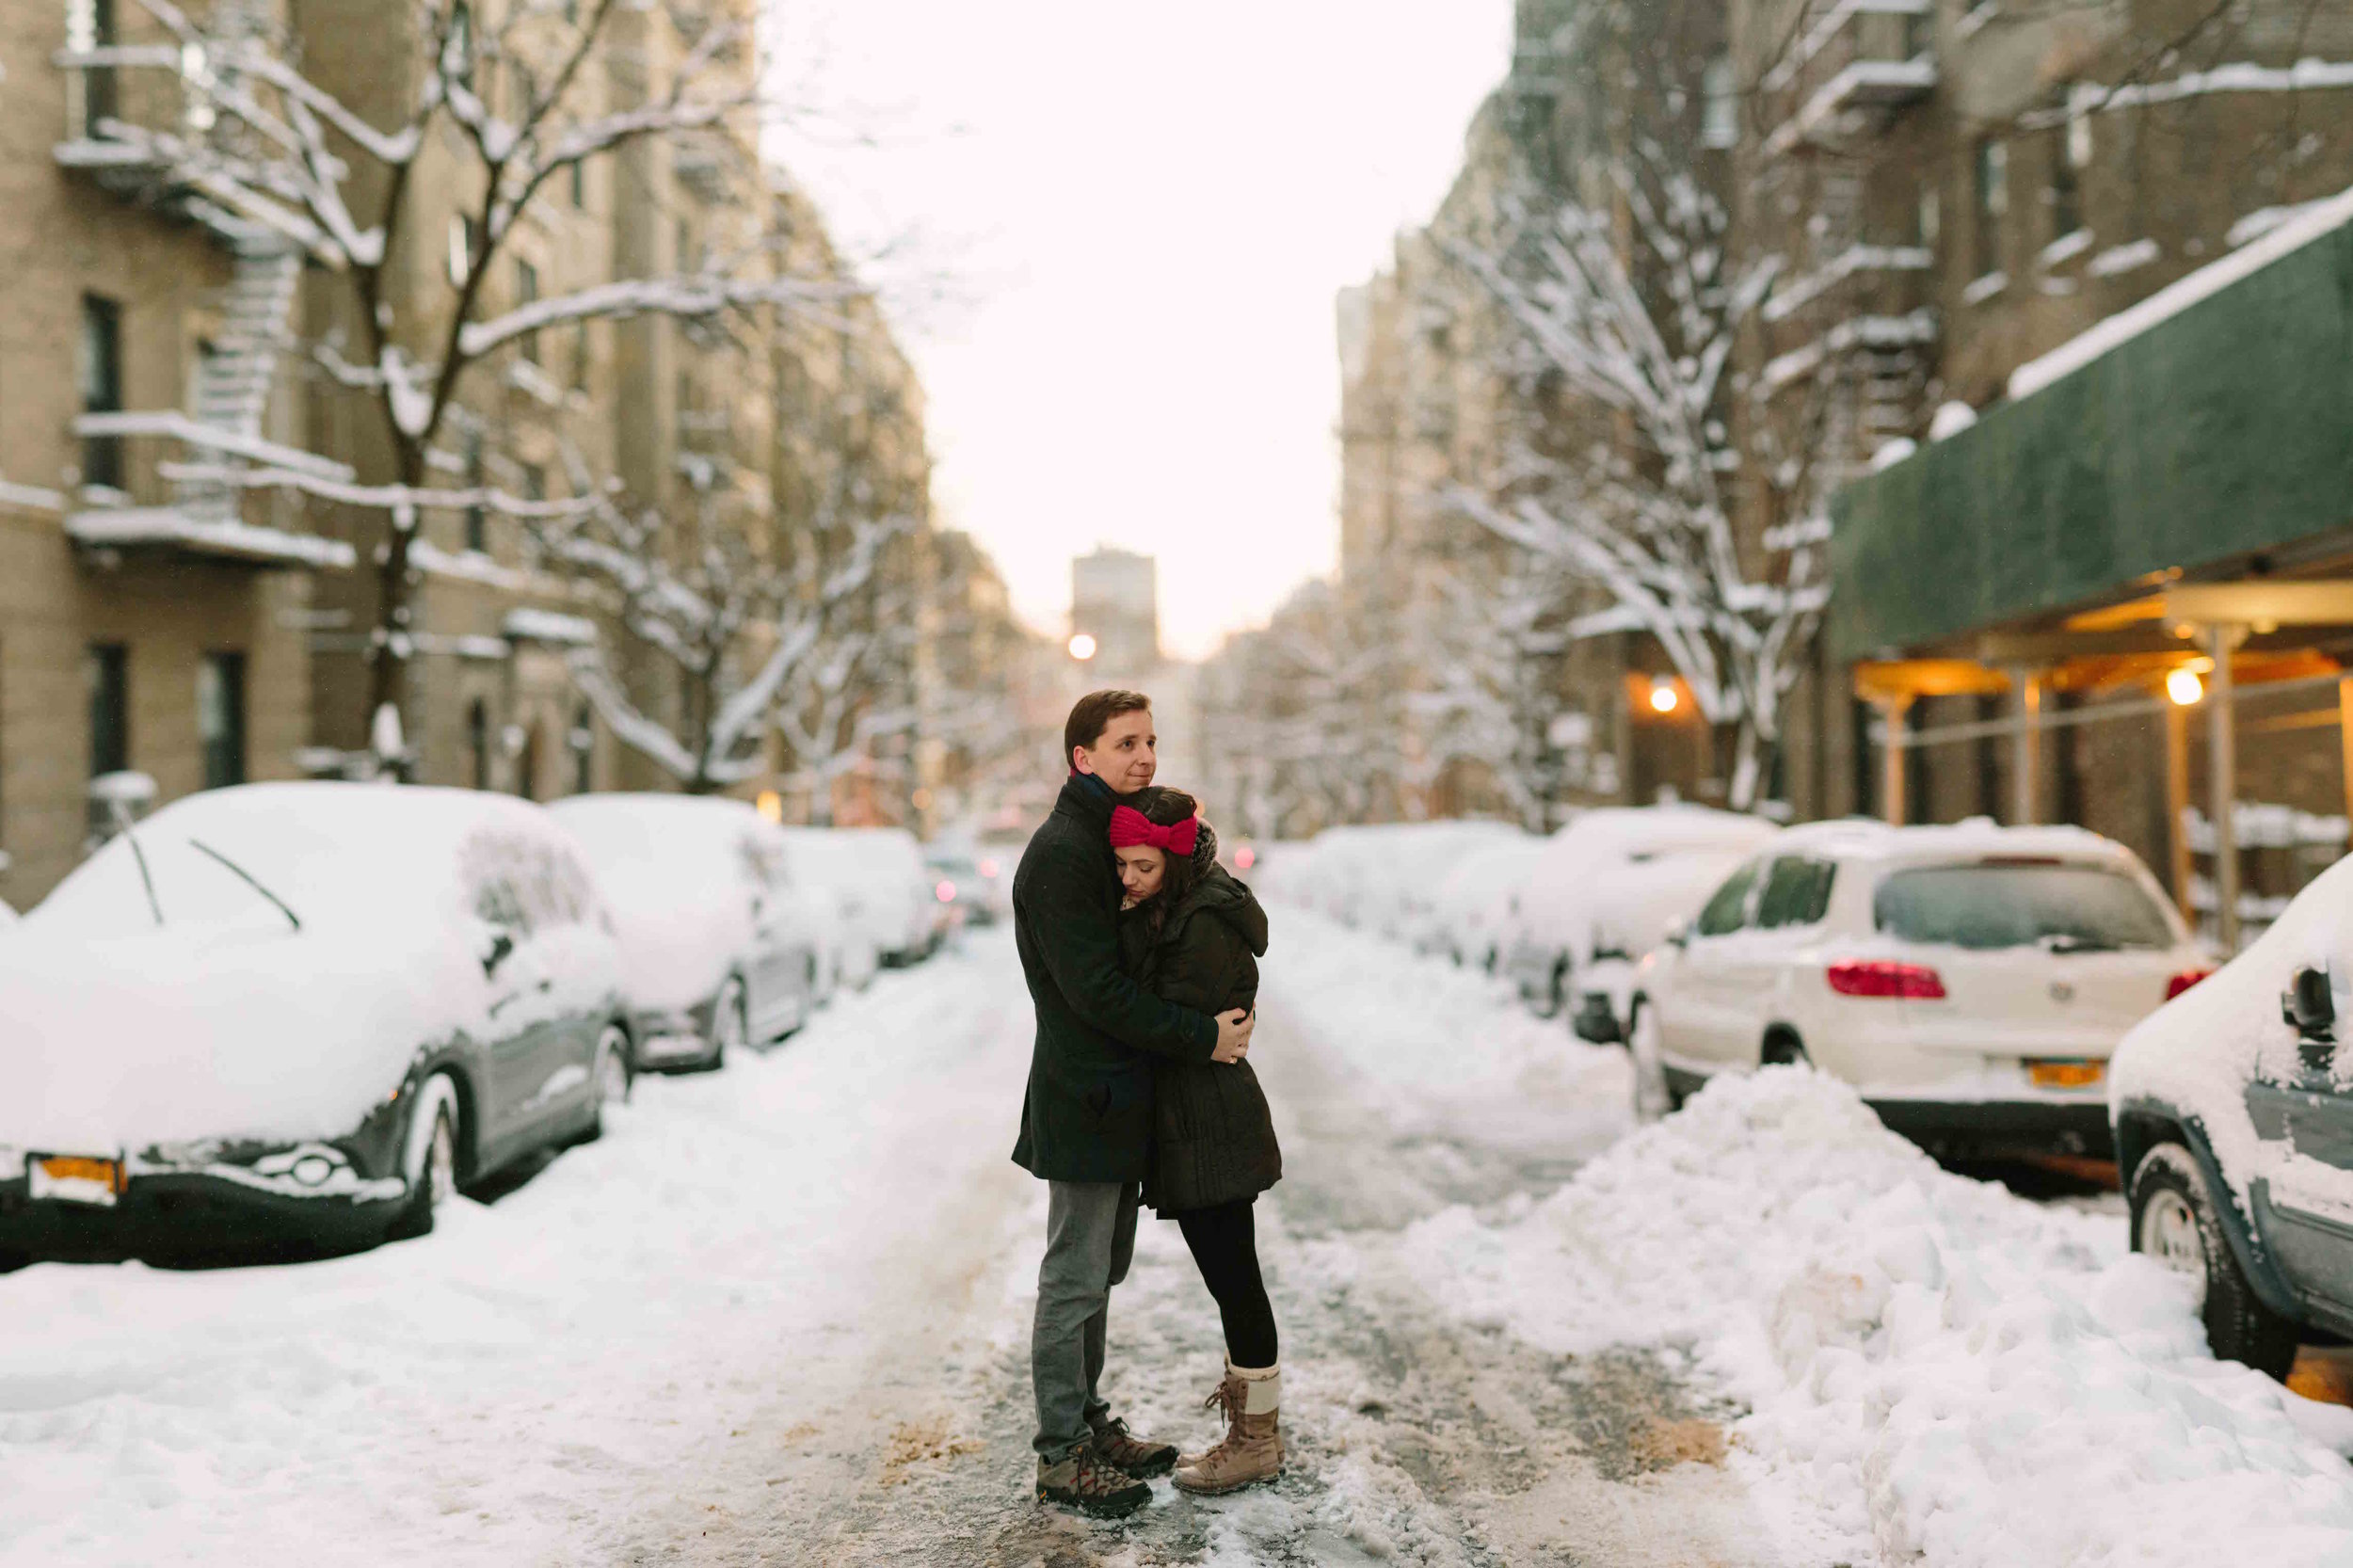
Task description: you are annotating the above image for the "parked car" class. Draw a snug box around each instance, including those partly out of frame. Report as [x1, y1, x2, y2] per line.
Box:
[1629, 820, 2211, 1158]
[1503, 808, 1779, 1018]
[0, 783, 632, 1268]
[551, 794, 824, 1071]
[1429, 838, 1545, 969]
[777, 826, 934, 968]
[2112, 851, 2353, 1379]
[1568, 842, 1769, 1046]
[926, 849, 998, 928]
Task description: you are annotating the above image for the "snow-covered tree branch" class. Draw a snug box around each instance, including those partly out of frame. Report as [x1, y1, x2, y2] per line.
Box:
[94, 0, 861, 770]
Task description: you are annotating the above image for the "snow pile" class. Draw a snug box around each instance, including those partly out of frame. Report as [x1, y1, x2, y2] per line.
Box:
[1398, 1067, 2353, 1567]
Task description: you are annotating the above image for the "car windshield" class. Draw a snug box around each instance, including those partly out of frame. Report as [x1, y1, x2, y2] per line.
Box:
[1873, 862, 2175, 951]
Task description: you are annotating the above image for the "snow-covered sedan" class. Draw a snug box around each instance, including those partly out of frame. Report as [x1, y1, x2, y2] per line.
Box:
[1504, 807, 1779, 1017]
[2111, 852, 2353, 1379]
[0, 783, 632, 1269]
[1630, 821, 2211, 1158]
[1430, 837, 1544, 969]
[780, 826, 936, 968]
[551, 794, 824, 1071]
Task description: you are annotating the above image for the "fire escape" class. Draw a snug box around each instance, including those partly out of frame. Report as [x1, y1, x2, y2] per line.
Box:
[1754, 0, 1942, 469]
[51, 0, 355, 567]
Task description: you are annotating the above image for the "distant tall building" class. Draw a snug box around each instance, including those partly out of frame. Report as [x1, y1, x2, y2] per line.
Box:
[1071, 547, 1160, 677]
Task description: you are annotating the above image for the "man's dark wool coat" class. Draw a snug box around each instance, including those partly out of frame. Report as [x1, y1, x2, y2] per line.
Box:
[1011, 775, 1217, 1183]
[1117, 822, 1281, 1215]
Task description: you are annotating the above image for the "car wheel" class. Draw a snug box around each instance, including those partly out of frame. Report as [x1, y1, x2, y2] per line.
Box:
[387, 1076, 459, 1240]
[2130, 1142, 2299, 1381]
[1628, 1002, 1677, 1123]
[709, 976, 748, 1069]
[1534, 960, 1567, 1019]
[583, 1025, 633, 1141]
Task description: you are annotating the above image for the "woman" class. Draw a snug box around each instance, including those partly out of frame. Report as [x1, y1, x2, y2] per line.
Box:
[1110, 790, 1284, 1496]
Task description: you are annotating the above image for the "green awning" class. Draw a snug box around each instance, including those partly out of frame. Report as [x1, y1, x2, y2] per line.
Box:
[1828, 199, 2353, 660]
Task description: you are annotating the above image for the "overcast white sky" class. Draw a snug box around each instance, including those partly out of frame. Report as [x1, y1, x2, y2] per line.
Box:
[766, 3, 1513, 661]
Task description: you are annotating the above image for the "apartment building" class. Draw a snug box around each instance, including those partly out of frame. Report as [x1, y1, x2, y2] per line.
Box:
[0, 0, 944, 905]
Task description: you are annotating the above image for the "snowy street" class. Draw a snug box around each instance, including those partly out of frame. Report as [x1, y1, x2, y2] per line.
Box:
[0, 915, 1798, 1566]
[15, 907, 2353, 1564]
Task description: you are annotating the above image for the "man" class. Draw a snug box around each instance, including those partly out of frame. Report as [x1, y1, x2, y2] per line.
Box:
[1012, 689, 1256, 1518]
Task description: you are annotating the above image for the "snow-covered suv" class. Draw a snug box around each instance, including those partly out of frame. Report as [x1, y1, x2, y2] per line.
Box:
[1631, 820, 2211, 1158]
[2112, 852, 2353, 1379]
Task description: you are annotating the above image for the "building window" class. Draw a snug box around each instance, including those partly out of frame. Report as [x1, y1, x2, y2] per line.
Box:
[1973, 138, 2008, 278]
[2049, 136, 2081, 240]
[1913, 185, 1940, 248]
[447, 213, 478, 286]
[520, 463, 546, 503]
[463, 424, 487, 552]
[447, 0, 475, 89]
[79, 295, 124, 492]
[516, 260, 540, 363]
[468, 697, 491, 792]
[571, 323, 592, 390]
[1700, 54, 1737, 150]
[198, 651, 247, 790]
[569, 159, 585, 209]
[570, 703, 595, 795]
[87, 643, 129, 779]
[516, 722, 540, 801]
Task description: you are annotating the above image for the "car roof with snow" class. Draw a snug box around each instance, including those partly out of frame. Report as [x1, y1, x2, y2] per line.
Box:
[1761, 816, 2137, 867]
[551, 793, 783, 901]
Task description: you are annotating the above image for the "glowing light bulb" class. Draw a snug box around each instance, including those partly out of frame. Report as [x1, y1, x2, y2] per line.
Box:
[2166, 667, 2204, 707]
[1648, 676, 1680, 715]
[1067, 632, 1097, 661]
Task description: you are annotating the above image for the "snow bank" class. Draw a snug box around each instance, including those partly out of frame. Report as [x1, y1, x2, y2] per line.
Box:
[1399, 1067, 2353, 1567]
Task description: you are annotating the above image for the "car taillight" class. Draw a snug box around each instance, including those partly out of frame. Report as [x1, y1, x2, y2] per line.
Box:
[1827, 960, 1947, 1000]
[936, 880, 957, 903]
[2165, 969, 2212, 1000]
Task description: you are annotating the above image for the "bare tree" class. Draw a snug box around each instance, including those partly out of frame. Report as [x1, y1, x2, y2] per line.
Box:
[87, 0, 855, 768]
[1447, 5, 1833, 813]
[527, 456, 906, 794]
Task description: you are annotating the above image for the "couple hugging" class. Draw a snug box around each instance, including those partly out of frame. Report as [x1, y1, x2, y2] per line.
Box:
[1010, 689, 1286, 1518]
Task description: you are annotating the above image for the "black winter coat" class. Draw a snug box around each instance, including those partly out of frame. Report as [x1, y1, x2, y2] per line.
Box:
[1011, 776, 1218, 1183]
[1119, 828, 1282, 1215]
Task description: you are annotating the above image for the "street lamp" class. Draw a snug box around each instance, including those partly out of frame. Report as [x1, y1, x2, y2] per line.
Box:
[2166, 665, 2205, 707]
[1067, 632, 1097, 661]
[1647, 674, 1680, 714]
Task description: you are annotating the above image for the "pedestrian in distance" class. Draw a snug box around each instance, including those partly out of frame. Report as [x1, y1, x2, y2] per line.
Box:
[1112, 788, 1285, 1496]
[1011, 690, 1257, 1519]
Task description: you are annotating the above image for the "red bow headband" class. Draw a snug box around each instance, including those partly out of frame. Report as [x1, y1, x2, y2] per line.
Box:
[1109, 806, 1199, 857]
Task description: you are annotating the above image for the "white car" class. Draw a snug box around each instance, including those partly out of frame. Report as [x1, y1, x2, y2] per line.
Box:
[1629, 820, 2214, 1157]
[0, 783, 631, 1267]
[777, 826, 933, 969]
[1503, 807, 1780, 1017]
[551, 795, 824, 1070]
[1429, 838, 1545, 968]
[1567, 843, 1767, 1045]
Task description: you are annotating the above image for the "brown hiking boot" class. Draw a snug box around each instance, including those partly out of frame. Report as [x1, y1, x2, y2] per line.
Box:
[1089, 1415, 1178, 1479]
[1173, 1363, 1282, 1496]
[1035, 1446, 1152, 1519]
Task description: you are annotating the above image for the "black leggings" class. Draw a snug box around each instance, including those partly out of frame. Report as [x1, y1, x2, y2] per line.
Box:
[1174, 1198, 1279, 1368]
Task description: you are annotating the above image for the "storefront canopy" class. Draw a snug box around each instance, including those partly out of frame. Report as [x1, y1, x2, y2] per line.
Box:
[1829, 189, 2353, 662]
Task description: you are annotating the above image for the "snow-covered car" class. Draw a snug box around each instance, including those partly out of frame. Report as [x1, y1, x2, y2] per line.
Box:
[777, 826, 933, 968]
[2111, 851, 2353, 1378]
[1631, 821, 2211, 1159]
[1567, 843, 1768, 1045]
[1429, 837, 1545, 969]
[0, 783, 632, 1268]
[926, 849, 997, 928]
[1503, 807, 1779, 1017]
[551, 794, 824, 1071]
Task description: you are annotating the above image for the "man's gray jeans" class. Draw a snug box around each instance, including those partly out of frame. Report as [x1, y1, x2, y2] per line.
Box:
[1032, 1179, 1140, 1459]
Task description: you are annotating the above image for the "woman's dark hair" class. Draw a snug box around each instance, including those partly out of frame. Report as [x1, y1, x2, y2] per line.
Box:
[1139, 790, 1201, 935]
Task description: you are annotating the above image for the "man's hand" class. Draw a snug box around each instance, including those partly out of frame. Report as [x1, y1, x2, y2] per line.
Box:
[1212, 1008, 1256, 1064]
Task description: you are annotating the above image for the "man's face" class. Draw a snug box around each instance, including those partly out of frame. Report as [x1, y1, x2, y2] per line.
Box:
[1075, 709, 1157, 795]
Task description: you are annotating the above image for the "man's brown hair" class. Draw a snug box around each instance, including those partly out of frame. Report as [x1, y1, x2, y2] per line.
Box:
[1064, 689, 1152, 768]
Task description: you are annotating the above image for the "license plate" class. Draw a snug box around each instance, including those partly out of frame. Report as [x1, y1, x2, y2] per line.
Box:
[27, 1154, 124, 1207]
[2028, 1060, 2105, 1090]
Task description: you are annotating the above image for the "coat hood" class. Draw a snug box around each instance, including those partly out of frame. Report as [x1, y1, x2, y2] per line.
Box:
[1160, 851, 1270, 960]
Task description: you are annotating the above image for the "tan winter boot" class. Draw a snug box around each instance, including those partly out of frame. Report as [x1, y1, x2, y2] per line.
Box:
[1172, 1363, 1282, 1496]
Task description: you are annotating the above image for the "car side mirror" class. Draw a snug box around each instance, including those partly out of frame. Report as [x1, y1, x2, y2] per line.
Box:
[481, 930, 516, 980]
[1663, 917, 1691, 951]
[2285, 965, 2335, 1041]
